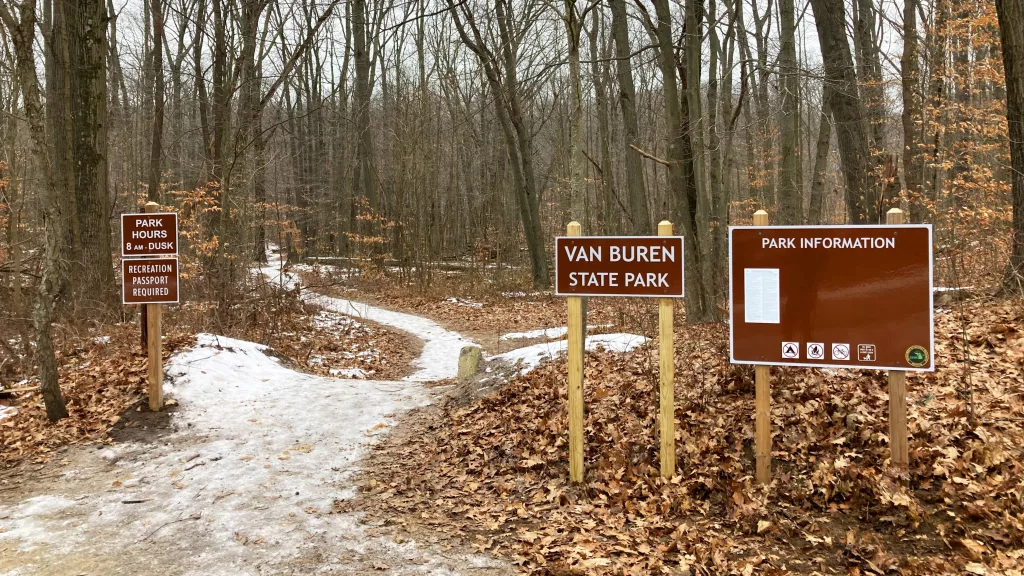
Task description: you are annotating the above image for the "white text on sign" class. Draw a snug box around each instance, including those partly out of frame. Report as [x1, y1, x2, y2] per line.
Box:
[563, 244, 677, 263]
[761, 237, 897, 249]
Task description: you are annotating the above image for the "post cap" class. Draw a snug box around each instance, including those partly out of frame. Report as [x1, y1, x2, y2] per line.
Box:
[886, 207, 903, 214]
[754, 209, 768, 215]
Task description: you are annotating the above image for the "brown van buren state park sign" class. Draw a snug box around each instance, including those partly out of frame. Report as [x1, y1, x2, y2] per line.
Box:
[555, 236, 685, 297]
[121, 212, 178, 257]
[729, 225, 934, 371]
[122, 257, 179, 305]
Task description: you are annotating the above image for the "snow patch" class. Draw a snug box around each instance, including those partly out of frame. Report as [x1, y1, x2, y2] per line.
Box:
[444, 296, 484, 308]
[499, 324, 614, 341]
[491, 333, 649, 374]
[0, 406, 17, 421]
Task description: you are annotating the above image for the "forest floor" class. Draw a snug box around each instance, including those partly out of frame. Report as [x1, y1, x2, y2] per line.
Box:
[1, 256, 1022, 575]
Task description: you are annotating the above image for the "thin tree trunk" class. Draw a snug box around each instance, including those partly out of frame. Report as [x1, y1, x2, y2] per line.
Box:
[147, 0, 165, 201]
[997, 0, 1024, 290]
[610, 0, 650, 234]
[588, 6, 616, 234]
[808, 90, 833, 225]
[651, 0, 713, 322]
[778, 0, 803, 223]
[902, 0, 926, 222]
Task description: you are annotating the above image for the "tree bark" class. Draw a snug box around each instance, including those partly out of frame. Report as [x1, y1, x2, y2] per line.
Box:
[778, 0, 803, 224]
[808, 90, 833, 225]
[147, 0, 164, 201]
[808, 0, 875, 223]
[651, 0, 715, 322]
[353, 0, 378, 209]
[588, 6, 617, 234]
[997, 0, 1024, 290]
[609, 0, 650, 234]
[0, 0, 70, 420]
[902, 0, 926, 222]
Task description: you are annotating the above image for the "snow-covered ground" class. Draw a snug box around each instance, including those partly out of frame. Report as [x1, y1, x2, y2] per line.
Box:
[490, 333, 649, 375]
[261, 250, 473, 382]
[0, 335, 508, 575]
[499, 324, 614, 341]
[0, 257, 508, 575]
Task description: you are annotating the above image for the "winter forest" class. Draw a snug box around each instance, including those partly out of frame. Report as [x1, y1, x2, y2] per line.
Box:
[2, 0, 1024, 572]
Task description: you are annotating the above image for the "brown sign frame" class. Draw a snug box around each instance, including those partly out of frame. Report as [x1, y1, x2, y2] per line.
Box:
[554, 235, 685, 298]
[729, 224, 934, 371]
[122, 257, 180, 305]
[121, 212, 179, 257]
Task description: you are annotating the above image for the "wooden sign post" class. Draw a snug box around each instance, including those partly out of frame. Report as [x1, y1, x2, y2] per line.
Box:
[752, 210, 772, 485]
[558, 221, 685, 483]
[886, 208, 909, 469]
[658, 220, 675, 479]
[122, 202, 179, 411]
[566, 222, 585, 483]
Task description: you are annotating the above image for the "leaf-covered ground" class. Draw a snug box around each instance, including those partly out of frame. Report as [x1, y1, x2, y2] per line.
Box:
[354, 298, 1024, 575]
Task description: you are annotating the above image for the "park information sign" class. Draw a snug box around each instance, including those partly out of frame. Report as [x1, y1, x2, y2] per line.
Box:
[122, 257, 179, 305]
[729, 225, 934, 371]
[555, 236, 685, 297]
[121, 212, 178, 257]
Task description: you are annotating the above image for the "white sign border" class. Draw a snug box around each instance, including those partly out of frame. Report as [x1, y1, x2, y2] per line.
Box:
[554, 235, 685, 299]
[121, 212, 179, 258]
[728, 223, 935, 372]
[121, 257, 180, 305]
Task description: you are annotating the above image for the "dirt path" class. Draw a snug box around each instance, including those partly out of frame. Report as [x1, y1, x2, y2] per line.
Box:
[0, 260, 511, 576]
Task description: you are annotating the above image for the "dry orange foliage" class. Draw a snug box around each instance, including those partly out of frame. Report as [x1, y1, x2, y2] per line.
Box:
[355, 299, 1024, 575]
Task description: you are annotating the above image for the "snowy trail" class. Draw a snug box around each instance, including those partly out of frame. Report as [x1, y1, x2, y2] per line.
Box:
[0, 255, 508, 575]
[260, 250, 472, 382]
[0, 333, 509, 576]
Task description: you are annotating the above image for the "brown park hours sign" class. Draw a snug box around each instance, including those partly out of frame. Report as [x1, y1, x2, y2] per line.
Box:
[729, 225, 933, 371]
[122, 212, 178, 257]
[555, 236, 684, 297]
[122, 258, 179, 305]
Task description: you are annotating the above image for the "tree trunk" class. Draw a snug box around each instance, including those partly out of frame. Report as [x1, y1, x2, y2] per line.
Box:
[778, 0, 803, 224]
[902, 0, 926, 222]
[588, 6, 617, 234]
[997, 0, 1024, 290]
[446, 0, 549, 288]
[808, 0, 874, 223]
[147, 0, 164, 201]
[609, 0, 650, 234]
[353, 0, 377, 209]
[808, 90, 833, 225]
[0, 0, 70, 420]
[651, 0, 714, 323]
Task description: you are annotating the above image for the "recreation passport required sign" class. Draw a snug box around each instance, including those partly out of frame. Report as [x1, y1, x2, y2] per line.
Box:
[729, 225, 934, 371]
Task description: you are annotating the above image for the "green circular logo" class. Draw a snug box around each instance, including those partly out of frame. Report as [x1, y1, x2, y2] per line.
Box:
[905, 345, 929, 368]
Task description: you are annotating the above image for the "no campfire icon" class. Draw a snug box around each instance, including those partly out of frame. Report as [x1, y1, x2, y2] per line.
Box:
[807, 342, 825, 360]
[781, 342, 799, 359]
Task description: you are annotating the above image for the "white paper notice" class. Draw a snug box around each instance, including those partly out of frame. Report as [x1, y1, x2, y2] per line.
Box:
[744, 268, 780, 324]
